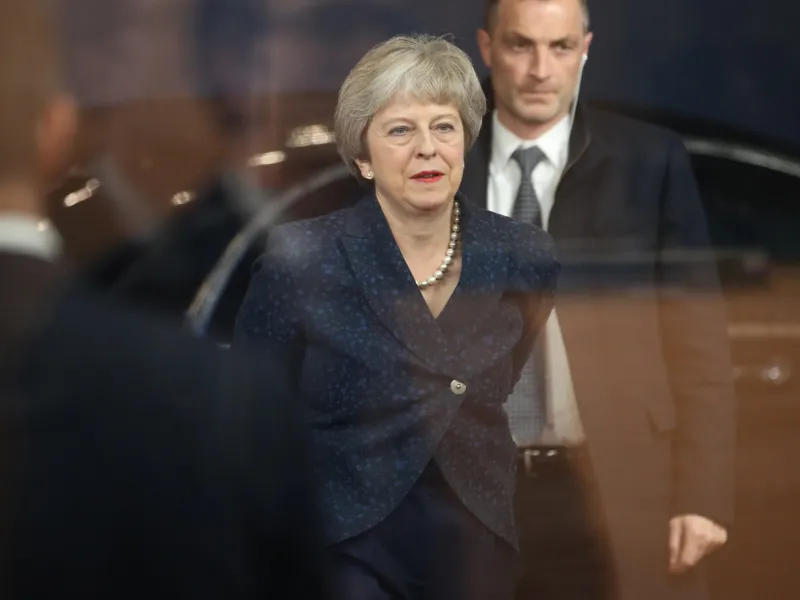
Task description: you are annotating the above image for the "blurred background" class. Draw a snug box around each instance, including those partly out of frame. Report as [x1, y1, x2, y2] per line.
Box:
[45, 1, 800, 598]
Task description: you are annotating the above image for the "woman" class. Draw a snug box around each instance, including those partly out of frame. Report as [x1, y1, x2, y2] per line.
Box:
[234, 34, 559, 599]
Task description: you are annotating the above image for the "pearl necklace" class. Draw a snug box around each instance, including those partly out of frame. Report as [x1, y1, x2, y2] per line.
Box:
[416, 201, 460, 289]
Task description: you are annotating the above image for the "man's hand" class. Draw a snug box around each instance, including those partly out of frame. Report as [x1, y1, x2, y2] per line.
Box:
[669, 515, 727, 573]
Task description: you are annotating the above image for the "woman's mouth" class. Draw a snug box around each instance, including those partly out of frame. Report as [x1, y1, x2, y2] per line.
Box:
[411, 171, 444, 183]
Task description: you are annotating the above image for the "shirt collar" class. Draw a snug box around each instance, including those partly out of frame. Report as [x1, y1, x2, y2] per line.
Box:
[491, 110, 571, 173]
[0, 214, 62, 261]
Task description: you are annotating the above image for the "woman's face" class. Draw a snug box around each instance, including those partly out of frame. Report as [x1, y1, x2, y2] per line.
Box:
[356, 97, 465, 216]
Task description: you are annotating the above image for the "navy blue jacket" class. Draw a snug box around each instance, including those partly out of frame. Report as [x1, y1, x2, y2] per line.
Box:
[234, 194, 559, 546]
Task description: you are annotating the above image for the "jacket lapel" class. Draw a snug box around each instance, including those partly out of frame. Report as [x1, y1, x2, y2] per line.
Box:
[339, 196, 450, 371]
[461, 111, 492, 210]
[339, 195, 511, 374]
[434, 198, 508, 362]
[464, 76, 616, 232]
[549, 104, 610, 241]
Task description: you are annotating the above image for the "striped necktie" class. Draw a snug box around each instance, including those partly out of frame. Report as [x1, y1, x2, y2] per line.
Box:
[511, 146, 546, 227]
[505, 145, 550, 446]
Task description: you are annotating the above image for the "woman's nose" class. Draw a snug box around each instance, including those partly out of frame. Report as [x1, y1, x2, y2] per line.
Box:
[415, 130, 437, 157]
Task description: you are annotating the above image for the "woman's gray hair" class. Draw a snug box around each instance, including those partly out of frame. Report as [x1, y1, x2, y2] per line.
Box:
[334, 34, 486, 179]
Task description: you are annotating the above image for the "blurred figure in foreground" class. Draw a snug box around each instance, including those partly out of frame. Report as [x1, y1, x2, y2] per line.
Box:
[236, 35, 559, 599]
[86, 0, 373, 339]
[0, 2, 326, 598]
[86, 0, 272, 340]
[461, 0, 737, 599]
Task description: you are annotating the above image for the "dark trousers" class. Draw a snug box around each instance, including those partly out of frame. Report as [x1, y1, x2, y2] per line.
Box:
[514, 446, 618, 600]
[329, 462, 517, 600]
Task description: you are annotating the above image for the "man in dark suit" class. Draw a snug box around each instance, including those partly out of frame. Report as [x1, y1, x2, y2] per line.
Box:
[459, 1, 736, 599]
[0, 3, 326, 598]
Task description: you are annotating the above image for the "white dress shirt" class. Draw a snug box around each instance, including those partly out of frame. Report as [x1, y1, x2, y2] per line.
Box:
[0, 214, 62, 261]
[489, 111, 585, 445]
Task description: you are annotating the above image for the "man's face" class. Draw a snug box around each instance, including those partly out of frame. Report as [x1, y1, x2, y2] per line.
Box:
[478, 0, 592, 138]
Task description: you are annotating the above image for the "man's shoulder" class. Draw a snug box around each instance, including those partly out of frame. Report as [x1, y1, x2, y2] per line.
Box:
[585, 105, 683, 152]
[37, 281, 269, 397]
[53, 282, 187, 350]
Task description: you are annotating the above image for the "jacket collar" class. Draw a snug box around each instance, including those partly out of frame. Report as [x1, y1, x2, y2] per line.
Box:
[340, 193, 509, 374]
[461, 76, 607, 210]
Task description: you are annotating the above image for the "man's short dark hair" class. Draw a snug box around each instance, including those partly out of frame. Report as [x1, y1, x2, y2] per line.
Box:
[483, 0, 590, 32]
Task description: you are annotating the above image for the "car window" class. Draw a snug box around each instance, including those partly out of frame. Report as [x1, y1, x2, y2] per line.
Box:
[691, 152, 800, 266]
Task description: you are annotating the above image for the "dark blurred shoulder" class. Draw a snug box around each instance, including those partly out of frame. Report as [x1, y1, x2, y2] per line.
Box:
[586, 105, 683, 158]
[21, 277, 294, 417]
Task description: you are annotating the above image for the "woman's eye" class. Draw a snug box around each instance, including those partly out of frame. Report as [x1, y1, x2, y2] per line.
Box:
[389, 126, 410, 135]
[436, 123, 455, 132]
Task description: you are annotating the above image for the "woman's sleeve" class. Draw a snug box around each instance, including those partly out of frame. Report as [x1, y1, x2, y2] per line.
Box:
[233, 230, 306, 377]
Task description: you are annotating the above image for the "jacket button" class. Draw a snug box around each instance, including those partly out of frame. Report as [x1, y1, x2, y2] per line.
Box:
[450, 380, 467, 395]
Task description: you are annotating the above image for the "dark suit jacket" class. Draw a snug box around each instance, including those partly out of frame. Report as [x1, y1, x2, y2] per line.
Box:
[0, 251, 326, 599]
[233, 194, 559, 548]
[461, 95, 736, 600]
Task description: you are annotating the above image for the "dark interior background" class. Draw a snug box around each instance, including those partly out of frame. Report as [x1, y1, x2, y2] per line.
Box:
[58, 0, 800, 151]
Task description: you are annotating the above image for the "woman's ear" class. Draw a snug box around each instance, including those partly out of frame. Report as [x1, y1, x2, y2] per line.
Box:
[354, 159, 373, 180]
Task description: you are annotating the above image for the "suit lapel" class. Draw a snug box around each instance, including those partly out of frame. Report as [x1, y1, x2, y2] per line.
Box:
[460, 112, 492, 210]
[339, 196, 450, 371]
[435, 198, 508, 361]
[549, 104, 611, 241]
[462, 96, 612, 231]
[339, 196, 511, 374]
